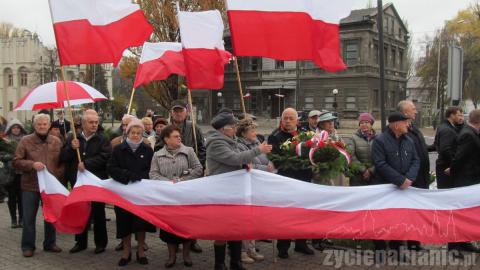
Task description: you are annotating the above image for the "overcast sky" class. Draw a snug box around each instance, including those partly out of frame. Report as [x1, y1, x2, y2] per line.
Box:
[0, 0, 475, 58]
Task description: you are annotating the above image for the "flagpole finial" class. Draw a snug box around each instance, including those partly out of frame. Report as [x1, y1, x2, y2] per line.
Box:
[176, 1, 181, 13]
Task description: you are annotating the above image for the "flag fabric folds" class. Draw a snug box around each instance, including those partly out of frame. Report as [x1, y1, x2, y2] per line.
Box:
[226, 0, 349, 72]
[49, 0, 153, 66]
[178, 10, 232, 90]
[39, 169, 480, 244]
[133, 42, 186, 88]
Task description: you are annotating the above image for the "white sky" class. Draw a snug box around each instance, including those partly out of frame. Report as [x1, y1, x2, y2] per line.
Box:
[0, 0, 475, 58]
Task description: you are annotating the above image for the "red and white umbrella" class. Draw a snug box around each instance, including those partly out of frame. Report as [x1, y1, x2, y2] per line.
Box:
[14, 81, 108, 111]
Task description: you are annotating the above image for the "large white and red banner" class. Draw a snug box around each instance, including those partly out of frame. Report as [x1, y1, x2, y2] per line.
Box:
[133, 42, 186, 88]
[49, 0, 152, 66]
[39, 169, 480, 244]
[178, 10, 232, 90]
[226, 0, 350, 72]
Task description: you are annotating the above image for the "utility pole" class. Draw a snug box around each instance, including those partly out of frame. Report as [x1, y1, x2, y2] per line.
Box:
[377, 0, 386, 131]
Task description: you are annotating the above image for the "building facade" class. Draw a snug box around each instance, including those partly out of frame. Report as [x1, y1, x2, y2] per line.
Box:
[0, 30, 112, 122]
[192, 3, 409, 123]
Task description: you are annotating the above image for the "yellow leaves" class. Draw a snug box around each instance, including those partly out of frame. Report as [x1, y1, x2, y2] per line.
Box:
[119, 57, 139, 79]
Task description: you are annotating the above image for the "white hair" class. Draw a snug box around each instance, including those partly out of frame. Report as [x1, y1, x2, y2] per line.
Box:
[33, 113, 50, 124]
[82, 109, 98, 122]
[281, 108, 298, 119]
[122, 114, 135, 123]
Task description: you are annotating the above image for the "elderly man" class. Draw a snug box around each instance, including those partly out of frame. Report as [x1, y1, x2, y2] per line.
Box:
[300, 110, 321, 132]
[13, 114, 64, 257]
[371, 112, 420, 262]
[268, 108, 315, 258]
[60, 110, 111, 254]
[206, 111, 272, 270]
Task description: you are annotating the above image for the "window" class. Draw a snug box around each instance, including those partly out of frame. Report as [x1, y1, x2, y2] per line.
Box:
[324, 97, 334, 109]
[233, 98, 240, 110]
[9, 102, 13, 111]
[346, 97, 357, 110]
[250, 58, 259, 71]
[20, 72, 28, 86]
[304, 97, 314, 110]
[373, 89, 379, 108]
[275, 60, 284, 69]
[384, 46, 389, 66]
[8, 74, 13, 86]
[390, 18, 395, 35]
[344, 42, 359, 66]
[391, 48, 396, 68]
[390, 91, 396, 108]
[373, 43, 379, 64]
[399, 50, 404, 70]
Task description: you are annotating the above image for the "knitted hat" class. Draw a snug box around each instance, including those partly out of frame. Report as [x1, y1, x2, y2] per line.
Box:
[358, 112, 375, 125]
[126, 118, 144, 134]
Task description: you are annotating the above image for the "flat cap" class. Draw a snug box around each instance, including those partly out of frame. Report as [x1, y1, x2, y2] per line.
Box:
[211, 112, 239, 129]
[388, 112, 410, 123]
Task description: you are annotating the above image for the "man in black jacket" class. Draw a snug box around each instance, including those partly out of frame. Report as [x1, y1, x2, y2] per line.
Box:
[60, 110, 111, 254]
[371, 112, 420, 262]
[434, 107, 464, 189]
[268, 108, 314, 259]
[446, 109, 480, 255]
[53, 110, 71, 138]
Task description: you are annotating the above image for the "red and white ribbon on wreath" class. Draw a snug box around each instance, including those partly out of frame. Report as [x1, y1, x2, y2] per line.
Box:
[308, 130, 352, 165]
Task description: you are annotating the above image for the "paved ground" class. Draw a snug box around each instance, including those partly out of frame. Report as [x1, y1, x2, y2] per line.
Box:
[1, 201, 479, 269]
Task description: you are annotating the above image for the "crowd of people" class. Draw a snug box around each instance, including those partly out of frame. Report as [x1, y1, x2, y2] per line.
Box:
[0, 99, 479, 269]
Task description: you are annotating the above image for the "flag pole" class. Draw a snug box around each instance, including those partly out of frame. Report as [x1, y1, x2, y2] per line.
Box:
[187, 88, 199, 154]
[127, 87, 135, 115]
[60, 66, 82, 162]
[233, 57, 247, 116]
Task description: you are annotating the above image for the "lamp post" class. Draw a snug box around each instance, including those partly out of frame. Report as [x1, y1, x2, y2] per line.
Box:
[217, 92, 222, 113]
[332, 88, 339, 112]
[378, 0, 386, 131]
[110, 96, 114, 128]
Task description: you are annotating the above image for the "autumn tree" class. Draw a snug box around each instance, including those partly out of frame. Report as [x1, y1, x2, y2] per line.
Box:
[119, 0, 225, 110]
[417, 3, 480, 109]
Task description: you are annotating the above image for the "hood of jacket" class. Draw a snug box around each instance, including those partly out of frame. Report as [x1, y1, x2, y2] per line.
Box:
[5, 119, 26, 135]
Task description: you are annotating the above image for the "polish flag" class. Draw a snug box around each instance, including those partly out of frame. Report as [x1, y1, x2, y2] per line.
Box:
[38, 170, 90, 234]
[49, 0, 153, 66]
[178, 10, 232, 90]
[133, 42, 185, 88]
[226, 0, 350, 72]
[39, 169, 480, 244]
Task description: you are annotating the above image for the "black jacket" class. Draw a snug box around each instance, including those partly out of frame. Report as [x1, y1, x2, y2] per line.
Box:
[450, 125, 480, 187]
[267, 128, 312, 182]
[406, 125, 430, 188]
[434, 120, 461, 169]
[107, 141, 153, 185]
[175, 121, 206, 167]
[53, 119, 71, 136]
[60, 133, 111, 183]
[372, 128, 420, 187]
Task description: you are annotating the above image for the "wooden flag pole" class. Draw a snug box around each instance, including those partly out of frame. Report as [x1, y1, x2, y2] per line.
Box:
[60, 66, 82, 162]
[233, 57, 247, 116]
[126, 87, 135, 115]
[187, 89, 199, 154]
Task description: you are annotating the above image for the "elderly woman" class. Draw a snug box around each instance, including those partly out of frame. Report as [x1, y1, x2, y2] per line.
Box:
[347, 113, 377, 186]
[149, 125, 203, 268]
[317, 111, 342, 141]
[236, 118, 272, 264]
[107, 118, 155, 266]
[152, 117, 168, 152]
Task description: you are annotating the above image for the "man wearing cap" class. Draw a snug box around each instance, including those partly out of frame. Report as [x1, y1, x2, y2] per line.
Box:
[206, 112, 272, 270]
[169, 100, 206, 253]
[60, 109, 111, 254]
[371, 112, 420, 262]
[268, 108, 315, 258]
[170, 100, 206, 167]
[300, 110, 321, 132]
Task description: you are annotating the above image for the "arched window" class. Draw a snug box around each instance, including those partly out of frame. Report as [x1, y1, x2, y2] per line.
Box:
[18, 67, 28, 86]
[3, 68, 13, 87]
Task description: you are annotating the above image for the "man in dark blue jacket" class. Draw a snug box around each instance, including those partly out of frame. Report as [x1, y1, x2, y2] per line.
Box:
[371, 112, 420, 262]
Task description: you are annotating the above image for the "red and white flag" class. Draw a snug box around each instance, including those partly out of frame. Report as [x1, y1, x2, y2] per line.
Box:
[178, 10, 232, 90]
[48, 0, 153, 66]
[133, 42, 185, 88]
[39, 169, 480, 243]
[226, 0, 350, 72]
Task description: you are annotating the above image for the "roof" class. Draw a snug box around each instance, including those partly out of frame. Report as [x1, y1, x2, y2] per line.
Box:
[340, 3, 408, 33]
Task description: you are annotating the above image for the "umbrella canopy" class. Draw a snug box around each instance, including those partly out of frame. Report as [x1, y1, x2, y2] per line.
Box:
[14, 81, 108, 111]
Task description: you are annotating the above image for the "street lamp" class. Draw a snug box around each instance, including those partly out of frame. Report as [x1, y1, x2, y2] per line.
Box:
[110, 96, 115, 128]
[332, 88, 339, 112]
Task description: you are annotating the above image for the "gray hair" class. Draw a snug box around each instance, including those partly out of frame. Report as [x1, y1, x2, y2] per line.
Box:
[281, 108, 298, 119]
[33, 113, 50, 124]
[397, 100, 414, 113]
[82, 109, 98, 122]
[122, 114, 135, 123]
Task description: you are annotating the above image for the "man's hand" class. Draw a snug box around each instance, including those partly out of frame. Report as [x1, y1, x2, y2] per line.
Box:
[33, 162, 45, 171]
[400, 179, 413, 189]
[245, 163, 253, 172]
[444, 168, 451, 176]
[71, 139, 80, 150]
[258, 142, 273, 154]
[267, 162, 275, 172]
[362, 170, 371, 180]
[78, 161, 85, 172]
